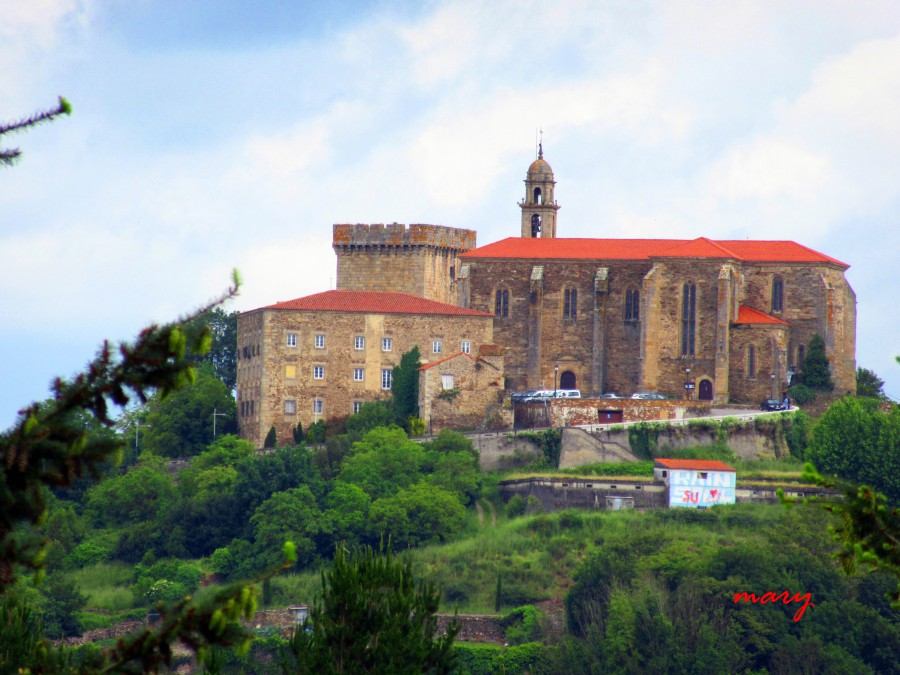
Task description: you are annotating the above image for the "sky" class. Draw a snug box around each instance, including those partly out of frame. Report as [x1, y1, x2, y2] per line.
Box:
[2, 0, 899, 427]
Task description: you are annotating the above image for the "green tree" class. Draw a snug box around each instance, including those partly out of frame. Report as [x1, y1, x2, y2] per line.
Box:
[142, 367, 237, 457]
[0, 96, 71, 166]
[251, 486, 321, 571]
[856, 366, 886, 399]
[807, 396, 900, 503]
[85, 457, 175, 528]
[338, 426, 425, 500]
[321, 481, 372, 549]
[392, 346, 421, 428]
[800, 333, 834, 392]
[184, 308, 238, 390]
[283, 545, 458, 674]
[368, 482, 466, 548]
[264, 425, 278, 448]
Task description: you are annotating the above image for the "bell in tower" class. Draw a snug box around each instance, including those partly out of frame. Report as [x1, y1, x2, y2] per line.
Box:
[519, 142, 560, 238]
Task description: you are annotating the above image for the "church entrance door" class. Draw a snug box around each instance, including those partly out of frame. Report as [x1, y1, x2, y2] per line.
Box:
[699, 379, 713, 401]
[560, 371, 576, 389]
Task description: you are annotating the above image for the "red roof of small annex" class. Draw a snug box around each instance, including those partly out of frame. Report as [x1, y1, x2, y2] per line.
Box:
[736, 306, 789, 326]
[655, 458, 736, 472]
[419, 351, 475, 371]
[460, 237, 848, 267]
[262, 290, 493, 317]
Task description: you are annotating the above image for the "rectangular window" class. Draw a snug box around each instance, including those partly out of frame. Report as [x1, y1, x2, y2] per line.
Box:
[382, 337, 393, 352]
[285, 365, 297, 379]
[461, 341, 471, 354]
[353, 401, 363, 414]
[433, 340, 442, 354]
[286, 332, 297, 347]
[353, 367, 364, 382]
[314, 334, 325, 349]
[284, 399, 296, 414]
[354, 336, 365, 350]
[313, 365, 324, 379]
[564, 288, 577, 319]
[313, 399, 324, 414]
[441, 374, 455, 390]
[382, 368, 392, 390]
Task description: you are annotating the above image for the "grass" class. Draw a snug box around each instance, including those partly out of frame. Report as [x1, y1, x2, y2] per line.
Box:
[67, 562, 136, 612]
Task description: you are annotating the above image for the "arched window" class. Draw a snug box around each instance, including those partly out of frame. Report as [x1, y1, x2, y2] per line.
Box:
[772, 276, 784, 312]
[747, 345, 756, 379]
[530, 213, 542, 237]
[681, 282, 696, 356]
[495, 289, 509, 318]
[563, 288, 577, 319]
[533, 187, 542, 204]
[625, 288, 640, 322]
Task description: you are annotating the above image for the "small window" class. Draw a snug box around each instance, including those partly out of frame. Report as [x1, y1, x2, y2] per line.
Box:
[461, 341, 471, 354]
[313, 399, 324, 415]
[433, 340, 442, 354]
[353, 367, 364, 382]
[250, 400, 254, 415]
[285, 365, 297, 379]
[313, 365, 324, 380]
[698, 472, 709, 480]
[382, 369, 392, 390]
[495, 289, 509, 318]
[625, 288, 640, 322]
[314, 334, 325, 349]
[284, 399, 296, 414]
[564, 288, 577, 319]
[681, 282, 696, 357]
[772, 276, 784, 312]
[382, 337, 393, 352]
[353, 401, 363, 414]
[747, 345, 756, 380]
[286, 332, 297, 347]
[441, 374, 455, 390]
[354, 336, 365, 350]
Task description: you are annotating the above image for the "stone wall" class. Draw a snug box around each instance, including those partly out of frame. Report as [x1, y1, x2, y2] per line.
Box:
[419, 349, 507, 432]
[462, 253, 855, 405]
[237, 307, 492, 447]
[333, 224, 476, 304]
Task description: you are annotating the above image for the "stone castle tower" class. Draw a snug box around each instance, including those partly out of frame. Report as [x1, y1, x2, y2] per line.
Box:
[332, 223, 475, 305]
[519, 143, 560, 238]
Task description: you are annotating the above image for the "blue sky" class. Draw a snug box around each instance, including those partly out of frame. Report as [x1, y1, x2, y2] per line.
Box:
[2, 0, 899, 426]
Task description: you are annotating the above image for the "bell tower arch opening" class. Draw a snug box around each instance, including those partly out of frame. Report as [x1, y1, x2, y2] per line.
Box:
[519, 141, 560, 238]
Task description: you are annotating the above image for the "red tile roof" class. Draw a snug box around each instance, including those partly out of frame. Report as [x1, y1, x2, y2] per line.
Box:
[262, 290, 493, 317]
[655, 458, 736, 472]
[736, 306, 789, 326]
[460, 237, 848, 267]
[419, 351, 475, 370]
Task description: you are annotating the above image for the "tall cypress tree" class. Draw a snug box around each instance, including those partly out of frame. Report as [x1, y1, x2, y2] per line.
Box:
[801, 333, 834, 391]
[392, 346, 422, 427]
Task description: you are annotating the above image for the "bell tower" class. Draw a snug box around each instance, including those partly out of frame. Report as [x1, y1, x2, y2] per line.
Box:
[519, 142, 560, 238]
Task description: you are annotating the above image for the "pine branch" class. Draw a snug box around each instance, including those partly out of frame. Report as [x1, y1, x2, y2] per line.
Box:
[1, 96, 72, 167]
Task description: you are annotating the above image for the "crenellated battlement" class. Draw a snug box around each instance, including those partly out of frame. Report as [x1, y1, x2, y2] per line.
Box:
[333, 223, 476, 251]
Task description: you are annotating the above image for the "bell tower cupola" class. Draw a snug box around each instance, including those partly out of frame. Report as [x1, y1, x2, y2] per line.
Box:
[519, 142, 560, 238]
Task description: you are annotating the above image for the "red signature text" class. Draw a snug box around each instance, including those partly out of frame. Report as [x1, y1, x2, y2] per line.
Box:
[732, 591, 814, 622]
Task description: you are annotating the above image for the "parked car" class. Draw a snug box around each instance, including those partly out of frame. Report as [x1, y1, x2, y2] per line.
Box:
[760, 398, 786, 411]
[601, 393, 621, 399]
[631, 393, 667, 400]
[510, 390, 539, 403]
[554, 389, 581, 399]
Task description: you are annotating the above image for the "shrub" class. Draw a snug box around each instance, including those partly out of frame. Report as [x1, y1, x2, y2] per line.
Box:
[263, 426, 277, 448]
[788, 383, 816, 405]
[505, 494, 526, 518]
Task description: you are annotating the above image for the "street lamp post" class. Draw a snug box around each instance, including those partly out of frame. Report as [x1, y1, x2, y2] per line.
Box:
[554, 365, 559, 396]
[212, 407, 227, 438]
[685, 367, 691, 401]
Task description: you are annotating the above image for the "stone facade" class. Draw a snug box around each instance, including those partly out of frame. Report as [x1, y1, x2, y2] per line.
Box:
[461, 244, 855, 404]
[418, 346, 506, 432]
[236, 292, 492, 447]
[333, 223, 476, 305]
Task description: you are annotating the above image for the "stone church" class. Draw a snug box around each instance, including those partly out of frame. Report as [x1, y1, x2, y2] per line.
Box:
[237, 147, 856, 444]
